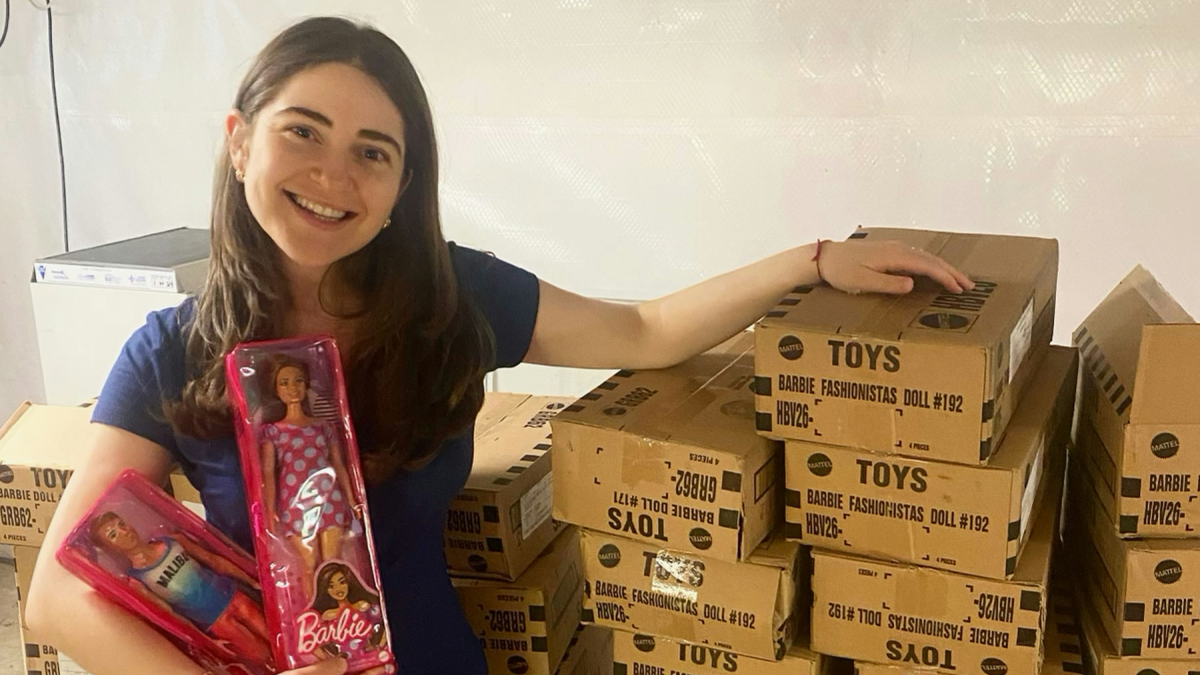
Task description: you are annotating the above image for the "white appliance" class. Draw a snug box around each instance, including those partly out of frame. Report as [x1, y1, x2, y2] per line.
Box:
[30, 228, 209, 406]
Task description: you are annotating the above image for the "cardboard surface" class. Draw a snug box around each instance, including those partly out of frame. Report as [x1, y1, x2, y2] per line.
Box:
[447, 393, 573, 580]
[13, 545, 62, 675]
[552, 333, 782, 563]
[786, 346, 1075, 580]
[0, 403, 93, 547]
[1042, 574, 1088, 675]
[580, 528, 802, 661]
[555, 625, 613, 675]
[754, 228, 1058, 465]
[811, 461, 1061, 675]
[1068, 456, 1200, 659]
[1072, 265, 1200, 537]
[169, 468, 202, 503]
[453, 527, 585, 675]
[611, 627, 825, 675]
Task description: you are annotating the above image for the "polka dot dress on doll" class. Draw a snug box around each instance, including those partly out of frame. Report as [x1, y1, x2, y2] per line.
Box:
[263, 421, 354, 540]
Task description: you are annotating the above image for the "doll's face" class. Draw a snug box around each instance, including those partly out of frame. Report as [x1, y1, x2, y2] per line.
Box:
[275, 365, 309, 405]
[327, 571, 349, 601]
[98, 517, 141, 552]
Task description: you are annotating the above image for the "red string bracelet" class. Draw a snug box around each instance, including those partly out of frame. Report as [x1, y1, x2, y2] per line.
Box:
[812, 239, 825, 283]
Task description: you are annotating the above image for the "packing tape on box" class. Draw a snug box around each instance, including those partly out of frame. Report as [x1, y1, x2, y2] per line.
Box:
[658, 606, 700, 643]
[622, 437, 673, 488]
[650, 550, 703, 603]
[663, 386, 719, 429]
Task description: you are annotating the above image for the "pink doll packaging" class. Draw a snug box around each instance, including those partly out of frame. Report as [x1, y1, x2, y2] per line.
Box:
[225, 336, 396, 674]
[56, 469, 276, 675]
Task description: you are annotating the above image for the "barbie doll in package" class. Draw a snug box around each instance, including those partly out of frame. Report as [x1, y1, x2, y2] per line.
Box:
[225, 336, 395, 673]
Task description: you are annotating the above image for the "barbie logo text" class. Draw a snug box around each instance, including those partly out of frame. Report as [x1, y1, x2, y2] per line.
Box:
[296, 608, 375, 654]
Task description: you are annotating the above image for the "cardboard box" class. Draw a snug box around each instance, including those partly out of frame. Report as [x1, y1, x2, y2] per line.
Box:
[786, 346, 1076, 580]
[476, 391, 536, 437]
[810, 460, 1062, 675]
[580, 527, 802, 661]
[447, 393, 574, 580]
[556, 625, 613, 675]
[13, 545, 63, 675]
[0, 403, 93, 547]
[1044, 573, 1088, 675]
[454, 527, 585, 675]
[552, 334, 782, 563]
[1071, 265, 1200, 537]
[754, 228, 1058, 465]
[854, 570, 1086, 675]
[169, 468, 202, 504]
[1076, 565, 1200, 675]
[611, 627, 827, 675]
[1068, 456, 1200, 658]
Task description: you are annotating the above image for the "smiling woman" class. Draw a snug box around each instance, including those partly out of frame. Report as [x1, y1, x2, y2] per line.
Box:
[230, 73, 411, 268]
[23, 14, 973, 675]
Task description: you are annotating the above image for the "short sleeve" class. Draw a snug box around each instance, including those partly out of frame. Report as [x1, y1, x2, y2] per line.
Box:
[260, 423, 280, 446]
[320, 421, 340, 447]
[90, 304, 188, 463]
[449, 243, 541, 370]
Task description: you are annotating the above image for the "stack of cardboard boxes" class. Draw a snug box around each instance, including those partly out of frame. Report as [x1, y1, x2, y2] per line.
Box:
[24, 234, 1199, 675]
[447, 392, 592, 675]
[0, 402, 95, 675]
[755, 228, 1075, 675]
[549, 333, 831, 674]
[1065, 266, 1200, 674]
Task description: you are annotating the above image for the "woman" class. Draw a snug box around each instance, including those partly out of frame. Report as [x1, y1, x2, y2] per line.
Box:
[25, 16, 972, 675]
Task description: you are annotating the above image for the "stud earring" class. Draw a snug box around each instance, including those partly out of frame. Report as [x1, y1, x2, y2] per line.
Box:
[383, 218, 391, 228]
[235, 168, 245, 182]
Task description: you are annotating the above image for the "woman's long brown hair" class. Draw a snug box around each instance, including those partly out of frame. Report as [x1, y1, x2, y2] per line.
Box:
[166, 17, 494, 482]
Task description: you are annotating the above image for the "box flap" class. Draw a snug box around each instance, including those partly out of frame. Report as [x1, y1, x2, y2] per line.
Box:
[1043, 576, 1085, 675]
[476, 392, 532, 437]
[989, 346, 1077, 472]
[0, 403, 95, 469]
[553, 333, 764, 457]
[748, 529, 803, 571]
[750, 531, 804, 630]
[1011, 451, 1062, 586]
[1130, 324, 1200, 425]
[466, 395, 571, 492]
[555, 625, 612, 675]
[761, 228, 1057, 345]
[1072, 265, 1195, 423]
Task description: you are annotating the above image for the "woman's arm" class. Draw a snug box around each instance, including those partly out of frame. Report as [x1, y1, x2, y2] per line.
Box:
[523, 239, 973, 370]
[24, 423, 211, 675]
[261, 438, 278, 524]
[325, 433, 359, 512]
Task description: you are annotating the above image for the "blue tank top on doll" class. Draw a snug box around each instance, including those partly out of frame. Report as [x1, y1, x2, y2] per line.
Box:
[129, 536, 237, 629]
[91, 244, 540, 675]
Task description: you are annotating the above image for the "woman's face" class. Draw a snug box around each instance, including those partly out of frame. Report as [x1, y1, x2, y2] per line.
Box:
[327, 571, 350, 601]
[228, 62, 411, 274]
[275, 365, 308, 404]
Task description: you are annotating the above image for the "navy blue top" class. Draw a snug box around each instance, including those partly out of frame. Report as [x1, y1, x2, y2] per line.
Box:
[91, 244, 540, 674]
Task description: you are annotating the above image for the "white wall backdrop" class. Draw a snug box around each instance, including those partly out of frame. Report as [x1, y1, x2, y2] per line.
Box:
[3, 0, 1199, 414]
